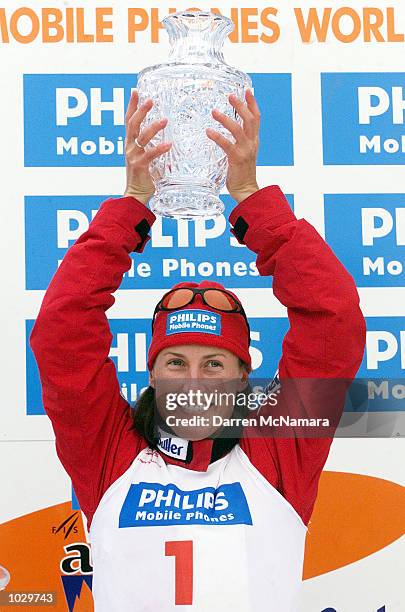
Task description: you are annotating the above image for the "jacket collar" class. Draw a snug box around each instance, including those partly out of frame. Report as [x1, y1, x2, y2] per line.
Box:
[155, 428, 238, 472]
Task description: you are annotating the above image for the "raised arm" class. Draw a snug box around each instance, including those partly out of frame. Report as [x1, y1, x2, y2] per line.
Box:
[29, 196, 155, 526]
[29, 89, 172, 529]
[233, 185, 366, 524]
[207, 90, 365, 524]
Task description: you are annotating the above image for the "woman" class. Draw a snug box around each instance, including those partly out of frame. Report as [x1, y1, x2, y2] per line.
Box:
[30, 89, 366, 611]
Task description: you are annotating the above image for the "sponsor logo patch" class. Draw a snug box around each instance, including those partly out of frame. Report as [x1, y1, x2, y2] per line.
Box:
[166, 309, 221, 336]
[119, 482, 252, 527]
[157, 428, 188, 461]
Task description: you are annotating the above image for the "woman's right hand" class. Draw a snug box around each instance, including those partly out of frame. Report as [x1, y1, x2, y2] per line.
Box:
[124, 89, 172, 205]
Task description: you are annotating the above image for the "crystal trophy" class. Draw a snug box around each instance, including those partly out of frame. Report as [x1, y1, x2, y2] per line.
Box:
[136, 10, 252, 219]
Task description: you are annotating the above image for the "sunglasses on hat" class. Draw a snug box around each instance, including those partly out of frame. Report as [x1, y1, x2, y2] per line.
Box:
[151, 287, 251, 342]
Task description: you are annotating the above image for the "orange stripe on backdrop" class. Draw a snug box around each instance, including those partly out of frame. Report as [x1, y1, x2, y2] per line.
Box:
[0, 473, 404, 610]
[303, 471, 405, 579]
[0, 502, 90, 611]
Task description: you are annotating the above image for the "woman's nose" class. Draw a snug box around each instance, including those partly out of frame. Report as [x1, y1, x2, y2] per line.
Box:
[185, 367, 201, 381]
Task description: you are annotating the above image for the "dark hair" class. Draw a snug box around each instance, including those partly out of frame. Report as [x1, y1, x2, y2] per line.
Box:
[129, 358, 251, 448]
[129, 385, 157, 446]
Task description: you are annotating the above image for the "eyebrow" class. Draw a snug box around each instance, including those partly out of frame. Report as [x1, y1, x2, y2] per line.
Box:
[163, 351, 227, 359]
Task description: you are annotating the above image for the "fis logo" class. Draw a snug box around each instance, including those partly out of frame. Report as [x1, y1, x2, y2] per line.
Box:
[322, 73, 405, 164]
[52, 512, 79, 539]
[324, 194, 405, 287]
[166, 309, 221, 336]
[23, 73, 292, 167]
[119, 482, 252, 527]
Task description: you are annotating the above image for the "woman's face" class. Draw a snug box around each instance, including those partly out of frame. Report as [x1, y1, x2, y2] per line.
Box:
[149, 344, 248, 441]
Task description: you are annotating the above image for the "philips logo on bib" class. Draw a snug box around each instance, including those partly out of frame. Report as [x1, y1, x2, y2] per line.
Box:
[119, 482, 252, 527]
[166, 309, 221, 336]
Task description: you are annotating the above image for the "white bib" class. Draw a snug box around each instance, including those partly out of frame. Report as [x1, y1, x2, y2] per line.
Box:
[89, 444, 307, 611]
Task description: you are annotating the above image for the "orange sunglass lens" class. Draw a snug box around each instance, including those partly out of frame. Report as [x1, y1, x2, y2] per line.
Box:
[162, 289, 194, 309]
[203, 290, 238, 311]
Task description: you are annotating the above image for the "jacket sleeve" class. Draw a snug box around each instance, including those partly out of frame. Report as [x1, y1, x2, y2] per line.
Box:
[29, 196, 155, 528]
[233, 185, 366, 525]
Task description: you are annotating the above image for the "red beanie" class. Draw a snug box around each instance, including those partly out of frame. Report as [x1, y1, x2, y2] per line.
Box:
[147, 280, 252, 372]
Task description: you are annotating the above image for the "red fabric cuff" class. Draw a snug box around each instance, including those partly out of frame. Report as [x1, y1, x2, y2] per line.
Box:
[97, 196, 156, 252]
[228, 185, 296, 250]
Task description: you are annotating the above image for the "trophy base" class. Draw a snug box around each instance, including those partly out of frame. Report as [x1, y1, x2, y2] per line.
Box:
[150, 188, 224, 220]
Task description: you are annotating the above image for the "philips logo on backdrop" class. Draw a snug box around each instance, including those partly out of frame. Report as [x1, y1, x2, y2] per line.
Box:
[166, 309, 221, 336]
[26, 318, 288, 413]
[322, 73, 405, 164]
[324, 194, 404, 287]
[25, 194, 294, 290]
[26, 318, 152, 415]
[24, 74, 130, 166]
[119, 482, 252, 527]
[356, 317, 405, 378]
[356, 317, 405, 411]
[23, 73, 292, 167]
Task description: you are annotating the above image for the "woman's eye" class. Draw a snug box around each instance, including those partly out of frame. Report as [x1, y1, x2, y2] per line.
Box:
[168, 359, 184, 366]
[207, 360, 222, 368]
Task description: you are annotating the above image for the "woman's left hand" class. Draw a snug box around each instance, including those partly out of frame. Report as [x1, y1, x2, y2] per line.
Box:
[206, 89, 260, 204]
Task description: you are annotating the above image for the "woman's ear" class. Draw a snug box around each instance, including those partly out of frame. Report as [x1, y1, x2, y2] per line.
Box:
[238, 365, 249, 390]
[149, 369, 155, 389]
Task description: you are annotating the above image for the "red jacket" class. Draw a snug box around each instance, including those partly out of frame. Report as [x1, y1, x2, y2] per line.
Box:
[29, 185, 366, 532]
